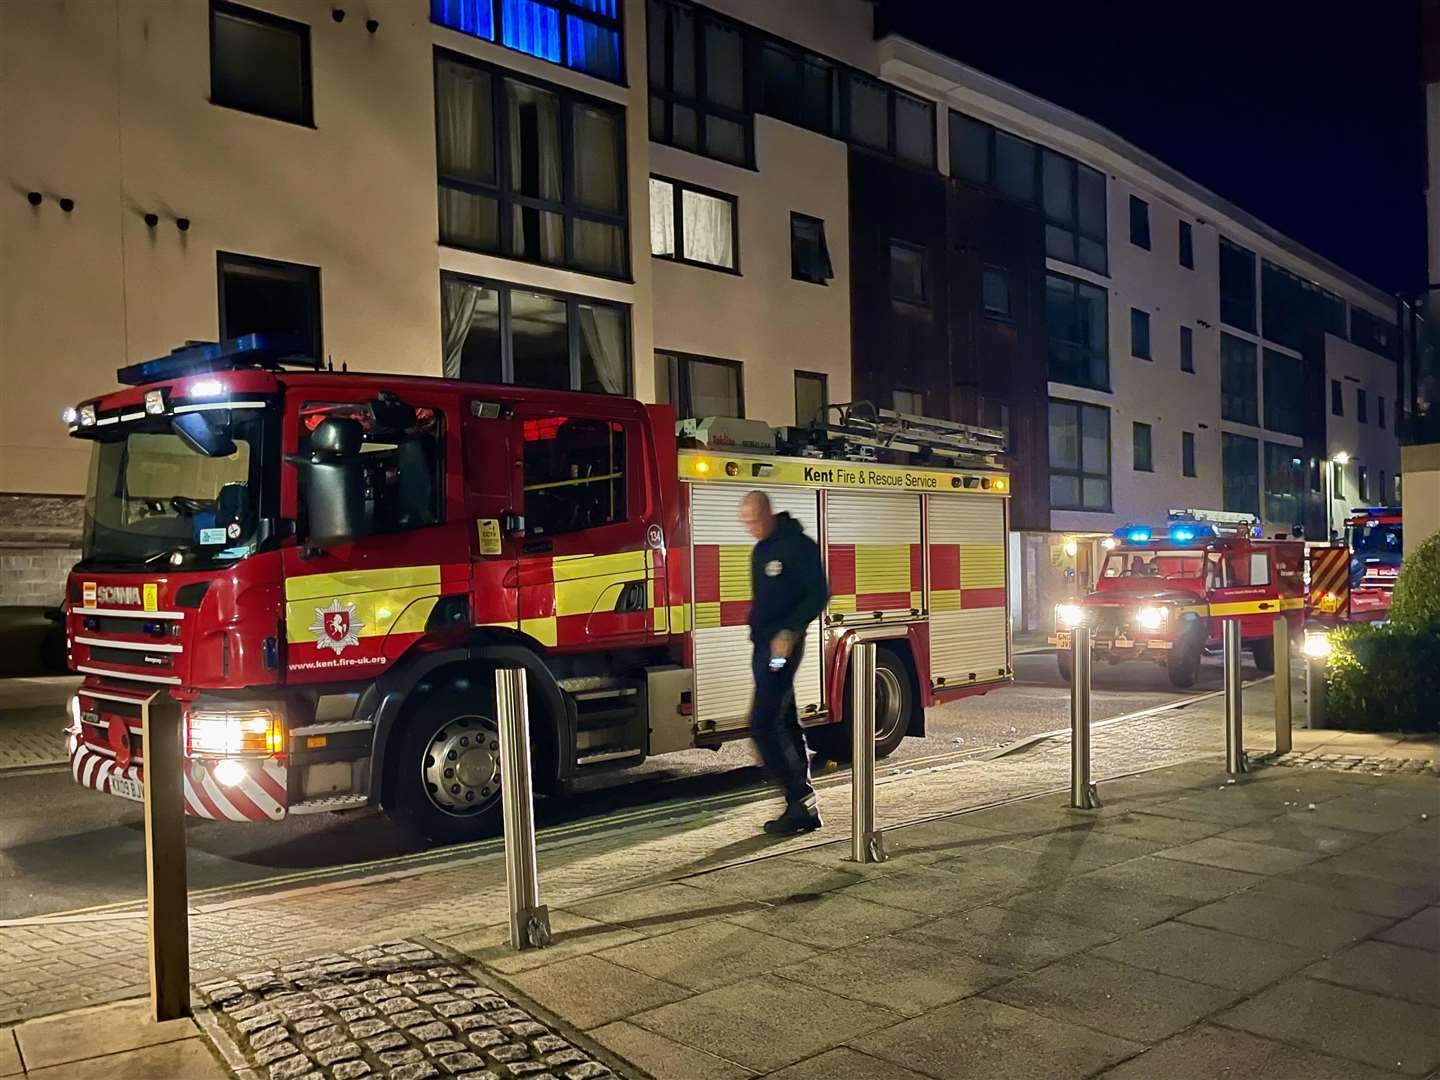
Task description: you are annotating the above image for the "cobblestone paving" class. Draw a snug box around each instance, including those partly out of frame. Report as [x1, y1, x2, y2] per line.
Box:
[200, 940, 622, 1080]
[1265, 750, 1437, 776]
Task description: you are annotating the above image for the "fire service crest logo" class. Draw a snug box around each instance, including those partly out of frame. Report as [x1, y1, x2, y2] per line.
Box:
[309, 599, 364, 654]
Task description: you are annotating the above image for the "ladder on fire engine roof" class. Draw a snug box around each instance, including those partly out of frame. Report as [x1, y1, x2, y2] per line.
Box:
[807, 401, 1006, 466]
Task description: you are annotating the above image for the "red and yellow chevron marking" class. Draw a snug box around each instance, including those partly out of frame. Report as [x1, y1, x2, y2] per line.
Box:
[828, 543, 923, 614]
[284, 564, 443, 645]
[929, 543, 1006, 612]
[519, 549, 655, 646]
[693, 543, 752, 629]
[1308, 546, 1350, 616]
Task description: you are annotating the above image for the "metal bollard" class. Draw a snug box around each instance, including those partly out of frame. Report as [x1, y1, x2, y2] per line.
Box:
[1223, 619, 1248, 775]
[496, 667, 551, 950]
[1272, 616, 1292, 755]
[142, 692, 190, 1021]
[850, 641, 886, 863]
[1069, 625, 1100, 809]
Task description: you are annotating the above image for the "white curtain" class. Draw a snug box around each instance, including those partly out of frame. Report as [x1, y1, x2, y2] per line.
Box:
[578, 305, 626, 394]
[437, 61, 491, 182]
[682, 189, 734, 268]
[441, 279, 482, 379]
[649, 178, 675, 257]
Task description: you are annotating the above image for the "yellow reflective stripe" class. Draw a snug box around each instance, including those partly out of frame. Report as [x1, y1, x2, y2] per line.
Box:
[284, 564, 441, 602]
[520, 617, 557, 646]
[910, 590, 922, 610]
[718, 545, 751, 601]
[1280, 596, 1305, 610]
[523, 471, 623, 493]
[855, 544, 909, 594]
[931, 589, 961, 612]
[960, 545, 1005, 589]
[551, 550, 647, 581]
[285, 565, 444, 644]
[829, 594, 857, 614]
[668, 604, 690, 632]
[1208, 600, 1281, 617]
[693, 602, 721, 629]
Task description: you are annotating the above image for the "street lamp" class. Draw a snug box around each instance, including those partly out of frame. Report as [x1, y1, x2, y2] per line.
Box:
[1325, 451, 1350, 541]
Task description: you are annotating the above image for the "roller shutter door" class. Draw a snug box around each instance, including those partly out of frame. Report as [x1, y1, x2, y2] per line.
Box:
[927, 496, 1008, 686]
[826, 492, 923, 618]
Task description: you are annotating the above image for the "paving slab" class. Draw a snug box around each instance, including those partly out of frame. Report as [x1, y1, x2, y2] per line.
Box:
[1154, 835, 1322, 875]
[14, 998, 200, 1070]
[765, 1046, 933, 1080]
[0, 1031, 19, 1078]
[1074, 853, 1263, 903]
[1316, 848, 1440, 889]
[865, 818, 1012, 863]
[598, 920, 816, 993]
[460, 910, 644, 974]
[1097, 1023, 1409, 1080]
[1217, 976, 1440, 1076]
[771, 933, 1016, 1017]
[1249, 874, 1434, 920]
[995, 878, 1197, 935]
[1380, 906, 1440, 952]
[1002, 829, 1168, 871]
[560, 881, 761, 935]
[924, 842, 1083, 898]
[833, 864, 1027, 915]
[1217, 817, 1372, 855]
[1302, 802, 1431, 834]
[1307, 940, 1440, 1007]
[681, 857, 865, 903]
[25, 1037, 228, 1079]
[851, 995, 1141, 1080]
[722, 889, 928, 949]
[1090, 919, 1312, 992]
[630, 974, 902, 1074]
[900, 905, 1115, 970]
[590, 1020, 754, 1080]
[509, 953, 690, 1030]
[1137, 792, 1287, 826]
[1083, 810, 1229, 845]
[1179, 889, 1392, 954]
[984, 953, 1239, 1043]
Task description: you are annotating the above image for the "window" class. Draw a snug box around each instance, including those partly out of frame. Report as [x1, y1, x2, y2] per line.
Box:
[1264, 442, 1303, 525]
[649, 177, 736, 271]
[1130, 308, 1151, 360]
[1180, 325, 1195, 373]
[890, 241, 928, 305]
[1358, 464, 1370, 501]
[218, 252, 322, 360]
[1182, 431, 1196, 477]
[1221, 432, 1259, 516]
[436, 55, 628, 277]
[892, 388, 924, 415]
[1350, 306, 1396, 359]
[1379, 469, 1387, 502]
[523, 417, 627, 536]
[893, 91, 936, 167]
[949, 112, 991, 186]
[1132, 421, 1153, 471]
[1049, 399, 1110, 511]
[1331, 379, 1343, 417]
[210, 1, 312, 126]
[755, 40, 833, 136]
[648, 0, 750, 166]
[1357, 388, 1368, 424]
[441, 273, 630, 393]
[1179, 221, 1194, 269]
[659, 352, 742, 418]
[1332, 460, 1344, 501]
[948, 112, 1041, 205]
[1379, 396, 1386, 429]
[1262, 348, 1304, 436]
[1219, 238, 1256, 333]
[794, 371, 827, 427]
[1046, 273, 1109, 390]
[431, 0, 623, 82]
[982, 268, 1011, 319]
[843, 74, 935, 166]
[791, 213, 833, 284]
[1129, 195, 1150, 249]
[1041, 150, 1107, 273]
[1220, 333, 1258, 426]
[994, 131, 1037, 203]
[298, 400, 444, 537]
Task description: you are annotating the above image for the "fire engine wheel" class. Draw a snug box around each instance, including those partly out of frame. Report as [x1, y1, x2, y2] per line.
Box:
[1250, 637, 1275, 673]
[1056, 650, 1074, 682]
[393, 687, 504, 842]
[810, 648, 911, 763]
[1167, 638, 1203, 689]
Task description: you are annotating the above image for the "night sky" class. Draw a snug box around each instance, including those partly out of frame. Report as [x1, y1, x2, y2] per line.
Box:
[877, 0, 1426, 297]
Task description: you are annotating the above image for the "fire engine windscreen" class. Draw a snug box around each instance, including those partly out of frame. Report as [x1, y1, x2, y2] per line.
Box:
[81, 409, 266, 569]
[1347, 521, 1401, 558]
[1100, 549, 1214, 581]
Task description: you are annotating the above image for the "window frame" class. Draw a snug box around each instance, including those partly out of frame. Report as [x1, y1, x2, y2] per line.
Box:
[648, 0, 754, 168]
[1178, 220, 1194, 269]
[434, 49, 630, 279]
[1262, 347, 1305, 437]
[1220, 332, 1259, 427]
[1046, 272, 1110, 392]
[1180, 324, 1195, 373]
[649, 174, 740, 274]
[1357, 387, 1368, 424]
[1041, 148, 1107, 274]
[1221, 431, 1260, 517]
[1182, 430, 1197, 477]
[1130, 307, 1151, 360]
[889, 239, 930, 307]
[1132, 420, 1153, 472]
[1331, 378, 1344, 417]
[431, 0, 626, 84]
[1357, 463, 1370, 502]
[521, 415, 631, 538]
[217, 250, 323, 360]
[209, 0, 314, 127]
[1048, 398, 1112, 512]
[981, 266, 1013, 321]
[1219, 237, 1257, 333]
[440, 270, 633, 394]
[789, 212, 834, 285]
[660, 351, 744, 419]
[840, 71, 935, 168]
[1263, 441, 1304, 526]
[793, 370, 828, 427]
[1128, 194, 1151, 250]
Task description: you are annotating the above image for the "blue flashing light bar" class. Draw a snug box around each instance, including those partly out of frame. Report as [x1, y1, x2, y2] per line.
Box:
[115, 333, 313, 386]
[1113, 523, 1217, 546]
[1170, 525, 1199, 544]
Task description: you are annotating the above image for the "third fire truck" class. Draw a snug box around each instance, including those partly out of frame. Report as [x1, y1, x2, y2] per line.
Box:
[1050, 518, 1306, 688]
[61, 336, 1014, 841]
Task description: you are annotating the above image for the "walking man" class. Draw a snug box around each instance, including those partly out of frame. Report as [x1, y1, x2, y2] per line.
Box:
[739, 491, 829, 835]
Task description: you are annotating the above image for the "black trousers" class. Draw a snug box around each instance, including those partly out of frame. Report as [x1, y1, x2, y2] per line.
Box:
[749, 639, 815, 806]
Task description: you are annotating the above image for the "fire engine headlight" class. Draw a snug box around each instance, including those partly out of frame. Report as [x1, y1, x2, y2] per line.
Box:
[78, 405, 97, 427]
[1055, 604, 1086, 629]
[1136, 606, 1168, 631]
[144, 389, 167, 415]
[1302, 632, 1333, 660]
[186, 707, 285, 757]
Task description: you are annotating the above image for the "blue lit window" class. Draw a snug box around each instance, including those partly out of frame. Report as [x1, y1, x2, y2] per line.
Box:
[432, 0, 623, 84]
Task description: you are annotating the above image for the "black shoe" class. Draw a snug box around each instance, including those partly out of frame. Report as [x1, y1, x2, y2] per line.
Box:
[763, 800, 822, 835]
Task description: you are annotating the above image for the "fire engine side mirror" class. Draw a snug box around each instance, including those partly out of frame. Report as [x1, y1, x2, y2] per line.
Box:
[290, 418, 368, 549]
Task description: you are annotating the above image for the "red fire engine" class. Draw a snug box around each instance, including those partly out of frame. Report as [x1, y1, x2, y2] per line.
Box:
[1344, 507, 1402, 622]
[61, 337, 1014, 840]
[1049, 517, 1306, 688]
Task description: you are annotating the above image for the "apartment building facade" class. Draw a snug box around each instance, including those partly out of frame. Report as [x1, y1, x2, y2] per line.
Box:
[1, 0, 1402, 628]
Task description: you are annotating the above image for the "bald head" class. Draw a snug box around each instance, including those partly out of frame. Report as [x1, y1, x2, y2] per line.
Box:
[739, 490, 775, 540]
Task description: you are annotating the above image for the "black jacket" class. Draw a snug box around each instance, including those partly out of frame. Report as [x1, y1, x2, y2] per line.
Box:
[748, 513, 829, 645]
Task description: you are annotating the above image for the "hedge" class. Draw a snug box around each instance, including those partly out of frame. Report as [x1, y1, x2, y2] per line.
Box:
[1325, 622, 1440, 733]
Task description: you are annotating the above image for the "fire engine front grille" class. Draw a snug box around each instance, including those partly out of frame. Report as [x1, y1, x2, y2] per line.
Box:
[87, 645, 174, 669]
[1087, 608, 1133, 637]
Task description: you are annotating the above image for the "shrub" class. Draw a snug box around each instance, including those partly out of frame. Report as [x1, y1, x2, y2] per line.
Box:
[1325, 622, 1440, 733]
[1390, 531, 1440, 632]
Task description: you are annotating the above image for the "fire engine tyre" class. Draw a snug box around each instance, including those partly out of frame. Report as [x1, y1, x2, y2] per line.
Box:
[392, 685, 505, 843]
[810, 648, 912, 763]
[1167, 637, 1203, 689]
[1056, 650, 1074, 682]
[1250, 637, 1275, 673]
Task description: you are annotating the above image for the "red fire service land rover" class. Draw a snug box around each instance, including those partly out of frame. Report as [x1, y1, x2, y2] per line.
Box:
[61, 336, 1015, 840]
[1049, 517, 1306, 688]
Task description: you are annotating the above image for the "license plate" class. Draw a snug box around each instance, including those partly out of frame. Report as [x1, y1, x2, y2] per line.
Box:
[109, 775, 143, 802]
